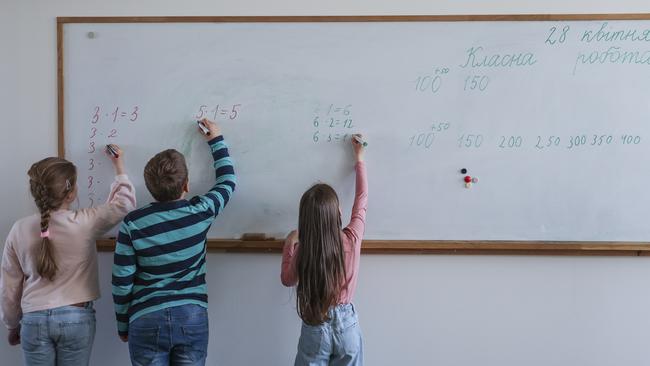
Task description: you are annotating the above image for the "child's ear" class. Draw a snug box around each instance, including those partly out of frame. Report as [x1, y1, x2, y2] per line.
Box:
[65, 186, 78, 203]
[183, 179, 189, 193]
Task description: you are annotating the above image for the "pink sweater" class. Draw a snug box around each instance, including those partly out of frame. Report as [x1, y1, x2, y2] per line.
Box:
[281, 162, 368, 304]
[1, 175, 135, 329]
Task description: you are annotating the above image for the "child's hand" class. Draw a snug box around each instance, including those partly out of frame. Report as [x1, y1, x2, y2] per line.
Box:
[198, 118, 221, 140]
[351, 134, 365, 162]
[7, 327, 20, 346]
[119, 334, 128, 342]
[286, 230, 299, 245]
[106, 144, 126, 175]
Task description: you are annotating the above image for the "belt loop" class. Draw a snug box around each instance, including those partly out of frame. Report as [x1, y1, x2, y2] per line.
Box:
[335, 305, 342, 329]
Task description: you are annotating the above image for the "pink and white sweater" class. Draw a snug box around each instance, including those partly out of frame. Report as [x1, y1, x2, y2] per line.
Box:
[1, 175, 135, 329]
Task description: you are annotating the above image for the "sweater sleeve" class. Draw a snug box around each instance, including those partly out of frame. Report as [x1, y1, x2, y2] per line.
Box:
[280, 235, 299, 287]
[0, 228, 24, 330]
[74, 175, 136, 237]
[342, 162, 368, 246]
[191, 135, 237, 217]
[111, 222, 135, 337]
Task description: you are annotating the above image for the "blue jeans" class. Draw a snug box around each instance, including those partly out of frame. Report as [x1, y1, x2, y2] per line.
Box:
[295, 303, 363, 366]
[128, 304, 209, 366]
[20, 302, 96, 366]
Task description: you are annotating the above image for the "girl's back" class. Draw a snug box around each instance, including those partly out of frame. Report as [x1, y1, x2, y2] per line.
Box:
[281, 135, 367, 366]
[1, 149, 134, 366]
[4, 187, 134, 316]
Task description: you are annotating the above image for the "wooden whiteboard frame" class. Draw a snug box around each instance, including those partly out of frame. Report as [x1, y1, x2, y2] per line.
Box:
[58, 15, 650, 255]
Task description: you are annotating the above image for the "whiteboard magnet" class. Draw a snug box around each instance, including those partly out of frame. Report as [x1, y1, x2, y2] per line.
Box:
[460, 168, 467, 174]
[465, 182, 472, 189]
[472, 177, 478, 183]
[87, 32, 96, 39]
[464, 176, 472, 183]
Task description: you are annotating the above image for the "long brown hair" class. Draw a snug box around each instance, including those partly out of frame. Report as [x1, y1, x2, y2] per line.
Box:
[296, 184, 347, 325]
[27, 157, 77, 281]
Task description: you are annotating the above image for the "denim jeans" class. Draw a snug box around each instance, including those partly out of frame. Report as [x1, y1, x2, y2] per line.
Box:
[295, 303, 363, 366]
[128, 304, 209, 366]
[20, 302, 96, 366]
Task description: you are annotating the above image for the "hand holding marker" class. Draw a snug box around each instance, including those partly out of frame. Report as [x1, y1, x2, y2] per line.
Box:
[352, 133, 366, 163]
[105, 144, 126, 175]
[353, 135, 368, 147]
[197, 119, 222, 140]
[106, 144, 119, 158]
[197, 120, 210, 136]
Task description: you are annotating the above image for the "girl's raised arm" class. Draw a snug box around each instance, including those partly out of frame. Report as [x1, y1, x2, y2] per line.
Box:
[343, 135, 368, 243]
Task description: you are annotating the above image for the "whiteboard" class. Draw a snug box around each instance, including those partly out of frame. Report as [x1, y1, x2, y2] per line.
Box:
[61, 18, 650, 241]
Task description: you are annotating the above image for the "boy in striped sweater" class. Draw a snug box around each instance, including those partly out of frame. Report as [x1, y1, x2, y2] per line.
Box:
[112, 119, 235, 366]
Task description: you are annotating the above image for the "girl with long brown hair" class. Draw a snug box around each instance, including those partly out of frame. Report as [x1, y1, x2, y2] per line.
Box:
[1, 146, 135, 365]
[282, 135, 368, 366]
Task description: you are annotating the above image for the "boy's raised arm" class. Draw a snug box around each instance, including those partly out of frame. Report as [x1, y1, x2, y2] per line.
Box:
[192, 119, 237, 217]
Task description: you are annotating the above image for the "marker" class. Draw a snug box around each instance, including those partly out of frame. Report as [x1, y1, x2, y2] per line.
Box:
[105, 144, 119, 158]
[197, 120, 210, 136]
[353, 135, 368, 147]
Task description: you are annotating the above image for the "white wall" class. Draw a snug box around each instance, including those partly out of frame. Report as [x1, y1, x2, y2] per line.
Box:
[3, 1, 650, 365]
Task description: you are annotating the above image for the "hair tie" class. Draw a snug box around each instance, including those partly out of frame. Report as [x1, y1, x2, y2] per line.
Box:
[65, 179, 72, 191]
[40, 230, 50, 238]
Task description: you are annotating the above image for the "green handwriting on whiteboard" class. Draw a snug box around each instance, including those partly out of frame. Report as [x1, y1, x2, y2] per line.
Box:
[459, 47, 537, 68]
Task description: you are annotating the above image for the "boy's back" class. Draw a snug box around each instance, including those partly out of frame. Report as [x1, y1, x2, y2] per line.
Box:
[112, 121, 234, 365]
[116, 199, 216, 318]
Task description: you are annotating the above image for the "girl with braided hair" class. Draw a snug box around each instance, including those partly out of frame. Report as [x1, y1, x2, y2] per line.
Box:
[1, 146, 135, 365]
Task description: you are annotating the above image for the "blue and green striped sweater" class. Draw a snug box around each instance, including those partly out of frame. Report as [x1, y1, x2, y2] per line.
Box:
[112, 135, 236, 336]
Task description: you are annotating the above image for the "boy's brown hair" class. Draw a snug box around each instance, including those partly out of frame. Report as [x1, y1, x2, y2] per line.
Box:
[144, 149, 188, 202]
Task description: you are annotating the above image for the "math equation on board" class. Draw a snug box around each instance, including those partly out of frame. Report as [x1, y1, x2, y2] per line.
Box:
[194, 104, 242, 121]
[298, 24, 647, 149]
[82, 102, 245, 207]
[405, 23, 648, 150]
[311, 104, 355, 144]
[76, 22, 650, 171]
[85, 105, 140, 207]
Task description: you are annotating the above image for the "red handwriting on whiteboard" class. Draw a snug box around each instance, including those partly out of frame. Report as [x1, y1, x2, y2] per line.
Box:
[91, 106, 140, 124]
[85, 105, 141, 207]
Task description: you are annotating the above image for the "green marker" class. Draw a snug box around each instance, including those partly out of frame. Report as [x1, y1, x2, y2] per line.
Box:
[353, 135, 368, 147]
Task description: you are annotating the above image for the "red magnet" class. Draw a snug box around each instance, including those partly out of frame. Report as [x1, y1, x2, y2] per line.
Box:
[464, 176, 472, 183]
